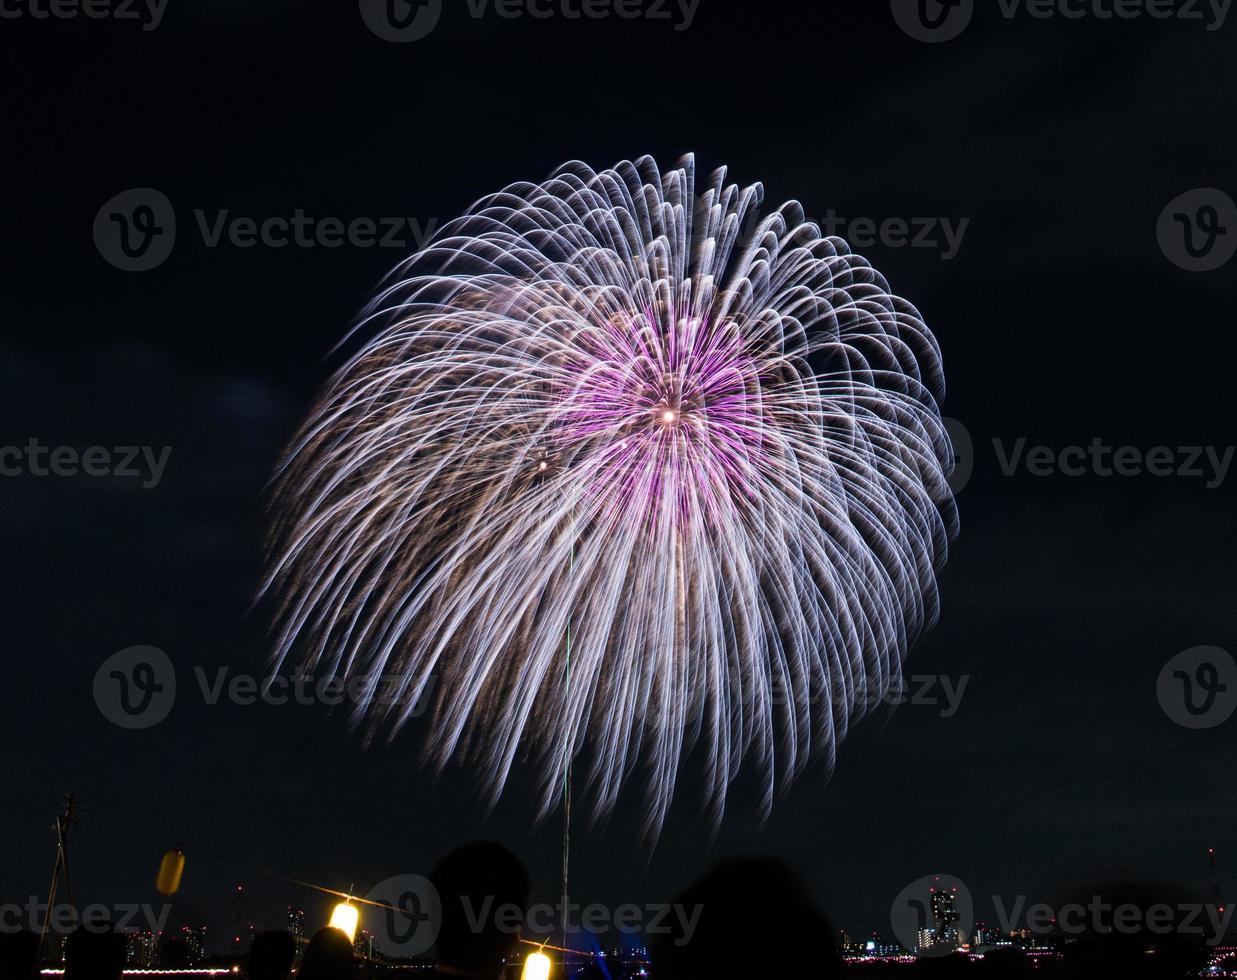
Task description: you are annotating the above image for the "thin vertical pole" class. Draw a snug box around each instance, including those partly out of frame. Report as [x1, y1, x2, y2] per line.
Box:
[561, 507, 575, 975]
[38, 793, 75, 965]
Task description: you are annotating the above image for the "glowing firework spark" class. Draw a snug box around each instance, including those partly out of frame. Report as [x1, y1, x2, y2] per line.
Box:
[265, 155, 957, 832]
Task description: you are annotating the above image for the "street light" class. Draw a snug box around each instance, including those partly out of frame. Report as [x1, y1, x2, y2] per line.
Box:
[328, 901, 359, 942]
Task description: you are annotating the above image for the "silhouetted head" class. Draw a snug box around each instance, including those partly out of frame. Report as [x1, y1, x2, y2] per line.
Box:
[651, 856, 842, 980]
[0, 929, 39, 980]
[430, 841, 530, 978]
[297, 927, 353, 980]
[64, 926, 125, 980]
[249, 929, 296, 980]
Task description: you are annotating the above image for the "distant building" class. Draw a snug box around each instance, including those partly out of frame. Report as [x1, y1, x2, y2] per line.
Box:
[125, 930, 160, 967]
[179, 925, 207, 964]
[287, 905, 306, 945]
[930, 887, 961, 949]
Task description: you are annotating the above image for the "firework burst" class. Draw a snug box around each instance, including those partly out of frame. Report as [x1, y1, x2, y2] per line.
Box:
[265, 155, 957, 832]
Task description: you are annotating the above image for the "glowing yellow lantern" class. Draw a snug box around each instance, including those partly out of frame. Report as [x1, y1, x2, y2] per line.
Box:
[155, 848, 185, 896]
[329, 901, 359, 942]
[522, 950, 552, 980]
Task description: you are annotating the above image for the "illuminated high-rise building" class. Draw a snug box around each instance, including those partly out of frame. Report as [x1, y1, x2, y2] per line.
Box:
[124, 930, 159, 967]
[287, 906, 306, 944]
[930, 887, 961, 949]
[179, 925, 207, 964]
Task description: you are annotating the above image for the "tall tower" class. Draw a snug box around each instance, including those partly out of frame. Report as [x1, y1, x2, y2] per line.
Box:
[287, 905, 306, 945]
[1210, 848, 1228, 933]
[930, 886, 962, 949]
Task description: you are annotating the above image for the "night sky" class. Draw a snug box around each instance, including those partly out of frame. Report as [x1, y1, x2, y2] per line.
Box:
[3, 0, 1236, 952]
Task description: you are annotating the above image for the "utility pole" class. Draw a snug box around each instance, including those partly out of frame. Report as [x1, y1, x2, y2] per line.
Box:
[38, 792, 76, 964]
[1210, 848, 1226, 915]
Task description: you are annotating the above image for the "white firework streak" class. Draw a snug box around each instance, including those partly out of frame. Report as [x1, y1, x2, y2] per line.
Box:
[264, 154, 957, 834]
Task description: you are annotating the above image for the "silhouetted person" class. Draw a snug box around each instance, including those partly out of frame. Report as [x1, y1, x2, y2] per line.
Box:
[297, 927, 353, 980]
[248, 929, 296, 980]
[650, 857, 843, 980]
[64, 927, 124, 980]
[0, 929, 39, 980]
[429, 841, 530, 980]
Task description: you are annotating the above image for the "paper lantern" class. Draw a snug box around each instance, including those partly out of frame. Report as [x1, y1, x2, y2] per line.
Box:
[155, 848, 185, 896]
[329, 902, 359, 942]
[522, 950, 552, 980]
